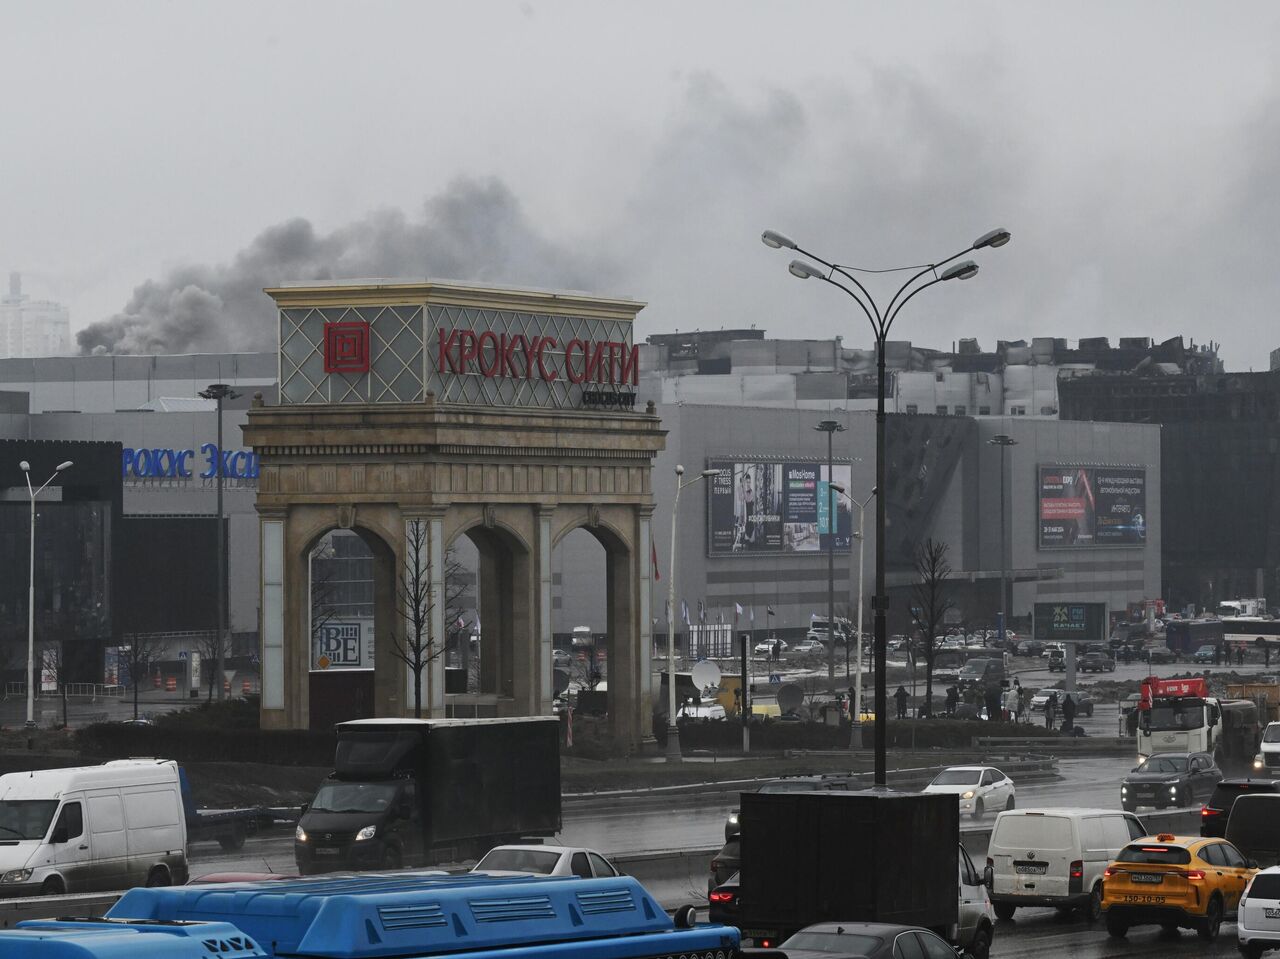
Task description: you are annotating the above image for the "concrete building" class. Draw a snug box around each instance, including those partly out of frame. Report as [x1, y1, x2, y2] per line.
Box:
[0, 273, 71, 358]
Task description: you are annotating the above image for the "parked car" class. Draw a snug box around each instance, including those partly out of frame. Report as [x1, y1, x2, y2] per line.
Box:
[791, 639, 826, 654]
[677, 702, 726, 720]
[754, 639, 788, 655]
[923, 765, 1015, 819]
[472, 844, 619, 879]
[1194, 644, 1220, 664]
[1239, 867, 1280, 957]
[1080, 652, 1116, 673]
[1146, 645, 1178, 665]
[1015, 640, 1045, 657]
[1102, 833, 1256, 941]
[988, 808, 1147, 921]
[1201, 779, 1280, 838]
[1120, 752, 1222, 811]
[1029, 691, 1095, 717]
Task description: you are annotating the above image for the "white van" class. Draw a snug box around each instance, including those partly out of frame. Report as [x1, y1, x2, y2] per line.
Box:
[0, 759, 187, 897]
[987, 808, 1146, 921]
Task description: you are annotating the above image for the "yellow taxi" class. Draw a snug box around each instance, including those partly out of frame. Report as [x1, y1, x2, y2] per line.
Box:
[1101, 833, 1257, 942]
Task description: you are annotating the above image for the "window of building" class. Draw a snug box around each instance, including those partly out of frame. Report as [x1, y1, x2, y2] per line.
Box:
[1040, 406, 1057, 416]
[978, 406, 991, 415]
[955, 405, 967, 416]
[905, 404, 918, 415]
[935, 405, 948, 415]
[1011, 406, 1026, 416]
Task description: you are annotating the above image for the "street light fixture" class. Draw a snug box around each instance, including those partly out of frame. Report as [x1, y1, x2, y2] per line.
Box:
[199, 383, 241, 701]
[814, 420, 846, 684]
[19, 459, 73, 730]
[988, 434, 1019, 645]
[830, 482, 876, 734]
[764, 225, 1010, 786]
[665, 464, 720, 762]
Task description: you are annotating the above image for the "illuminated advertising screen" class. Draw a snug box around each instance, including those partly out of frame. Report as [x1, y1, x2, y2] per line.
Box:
[1038, 465, 1147, 548]
[708, 459, 851, 555]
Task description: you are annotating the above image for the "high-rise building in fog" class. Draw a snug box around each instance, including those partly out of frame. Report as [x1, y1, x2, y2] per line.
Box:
[0, 272, 70, 358]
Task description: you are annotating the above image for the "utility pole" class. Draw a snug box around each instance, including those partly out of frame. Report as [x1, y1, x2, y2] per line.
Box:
[200, 383, 240, 701]
[815, 420, 846, 684]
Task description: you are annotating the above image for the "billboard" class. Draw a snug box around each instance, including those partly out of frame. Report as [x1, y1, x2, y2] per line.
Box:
[1038, 465, 1147, 548]
[1033, 602, 1108, 643]
[311, 619, 375, 671]
[708, 459, 851, 556]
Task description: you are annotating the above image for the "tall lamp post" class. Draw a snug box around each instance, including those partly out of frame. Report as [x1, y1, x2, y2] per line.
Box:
[19, 459, 73, 729]
[814, 420, 846, 684]
[199, 383, 241, 701]
[665, 465, 720, 762]
[763, 226, 1010, 786]
[988, 434, 1018, 645]
[831, 482, 876, 731]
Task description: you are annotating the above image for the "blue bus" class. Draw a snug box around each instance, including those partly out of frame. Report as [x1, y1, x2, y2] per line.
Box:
[0, 872, 739, 959]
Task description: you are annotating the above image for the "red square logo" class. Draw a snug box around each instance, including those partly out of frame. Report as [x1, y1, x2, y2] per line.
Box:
[323, 321, 370, 374]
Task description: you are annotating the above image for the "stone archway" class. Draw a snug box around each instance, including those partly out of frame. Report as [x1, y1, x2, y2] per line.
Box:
[245, 280, 664, 750]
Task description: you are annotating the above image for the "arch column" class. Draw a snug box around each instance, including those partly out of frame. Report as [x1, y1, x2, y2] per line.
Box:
[536, 506, 556, 715]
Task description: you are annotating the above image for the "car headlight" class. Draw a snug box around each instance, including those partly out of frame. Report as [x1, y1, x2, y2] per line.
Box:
[1170, 785, 1179, 793]
[0, 869, 32, 883]
[295, 825, 308, 842]
[962, 791, 975, 800]
[728, 813, 739, 826]
[355, 825, 377, 841]
[1138, 755, 1147, 765]
[1121, 785, 1129, 793]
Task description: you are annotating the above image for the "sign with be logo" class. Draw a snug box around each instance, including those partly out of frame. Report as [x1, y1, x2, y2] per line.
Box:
[312, 621, 373, 671]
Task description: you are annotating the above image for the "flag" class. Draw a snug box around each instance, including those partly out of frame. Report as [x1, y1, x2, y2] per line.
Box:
[735, 602, 744, 617]
[681, 600, 690, 627]
[474, 613, 481, 634]
[455, 616, 465, 629]
[698, 600, 707, 624]
[717, 609, 724, 626]
[651, 539, 660, 581]
[766, 605, 775, 617]
[749, 606, 755, 623]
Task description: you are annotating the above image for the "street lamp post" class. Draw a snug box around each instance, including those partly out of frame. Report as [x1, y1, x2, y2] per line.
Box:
[763, 226, 1010, 786]
[19, 459, 73, 729]
[831, 482, 876, 734]
[199, 383, 241, 701]
[989, 434, 1018, 645]
[666, 465, 720, 762]
[814, 420, 846, 684]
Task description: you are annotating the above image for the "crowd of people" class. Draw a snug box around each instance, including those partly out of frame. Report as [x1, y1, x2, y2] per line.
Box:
[892, 678, 1086, 734]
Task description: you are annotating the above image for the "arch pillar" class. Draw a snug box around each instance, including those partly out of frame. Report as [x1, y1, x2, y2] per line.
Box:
[535, 506, 556, 715]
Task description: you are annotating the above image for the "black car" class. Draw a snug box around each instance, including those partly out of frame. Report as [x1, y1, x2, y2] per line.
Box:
[708, 871, 740, 927]
[1201, 778, 1280, 837]
[1121, 751, 1223, 811]
[773, 922, 962, 959]
[723, 775, 854, 840]
[1015, 640, 1045, 657]
[709, 836, 739, 892]
[1145, 645, 1178, 665]
[1047, 649, 1066, 672]
[1079, 652, 1116, 673]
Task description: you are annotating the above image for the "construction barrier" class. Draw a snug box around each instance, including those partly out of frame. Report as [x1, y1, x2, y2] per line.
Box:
[165, 676, 177, 692]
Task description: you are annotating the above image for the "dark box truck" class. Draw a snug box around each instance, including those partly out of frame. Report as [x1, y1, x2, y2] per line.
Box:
[738, 788, 959, 944]
[295, 717, 561, 874]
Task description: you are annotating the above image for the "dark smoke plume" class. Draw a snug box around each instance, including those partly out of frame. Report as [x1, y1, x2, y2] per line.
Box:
[77, 178, 613, 355]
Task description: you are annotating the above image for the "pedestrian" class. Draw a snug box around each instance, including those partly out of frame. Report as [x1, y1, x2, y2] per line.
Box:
[1214, 643, 1222, 666]
[1045, 692, 1058, 729]
[894, 685, 909, 720]
[1014, 679, 1026, 723]
[1238, 645, 1246, 667]
[945, 685, 959, 716]
[772, 639, 781, 662]
[1265, 638, 1272, 668]
[984, 684, 1002, 722]
[1002, 683, 1017, 723]
[1062, 692, 1076, 732]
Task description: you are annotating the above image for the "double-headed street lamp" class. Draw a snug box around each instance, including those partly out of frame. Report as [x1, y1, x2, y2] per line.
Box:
[830, 482, 876, 730]
[763, 226, 1011, 786]
[988, 434, 1019, 645]
[19, 459, 73, 729]
[814, 420, 846, 684]
[666, 464, 720, 762]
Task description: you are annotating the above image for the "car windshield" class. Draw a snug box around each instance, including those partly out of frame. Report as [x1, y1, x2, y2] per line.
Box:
[1264, 726, 1280, 744]
[476, 848, 563, 874]
[0, 800, 58, 840]
[1118, 844, 1191, 865]
[1147, 704, 1205, 731]
[1138, 756, 1188, 774]
[309, 781, 400, 814]
[931, 769, 981, 786]
[781, 932, 882, 953]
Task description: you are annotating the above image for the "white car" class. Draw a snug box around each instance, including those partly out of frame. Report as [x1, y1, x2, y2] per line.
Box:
[472, 844, 620, 879]
[1041, 643, 1065, 659]
[552, 649, 572, 668]
[923, 765, 1016, 818]
[1239, 866, 1280, 958]
[792, 639, 825, 654]
[677, 703, 726, 720]
[755, 639, 788, 655]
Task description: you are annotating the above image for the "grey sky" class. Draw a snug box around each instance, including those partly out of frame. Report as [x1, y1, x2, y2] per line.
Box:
[5, 1, 1280, 366]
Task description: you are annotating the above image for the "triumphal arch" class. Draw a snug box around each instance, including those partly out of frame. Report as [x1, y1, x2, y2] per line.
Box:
[243, 280, 664, 748]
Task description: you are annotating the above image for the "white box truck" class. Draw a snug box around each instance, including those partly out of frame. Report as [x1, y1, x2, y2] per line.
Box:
[0, 759, 188, 897]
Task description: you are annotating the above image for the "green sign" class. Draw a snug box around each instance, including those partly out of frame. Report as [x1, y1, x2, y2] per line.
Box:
[1033, 602, 1107, 643]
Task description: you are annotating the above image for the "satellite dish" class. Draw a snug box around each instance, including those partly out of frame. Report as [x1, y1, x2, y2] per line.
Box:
[777, 682, 803, 714]
[691, 660, 722, 692]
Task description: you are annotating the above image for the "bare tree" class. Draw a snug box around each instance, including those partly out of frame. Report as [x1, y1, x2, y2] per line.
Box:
[39, 643, 69, 728]
[310, 538, 342, 645]
[909, 538, 956, 719]
[121, 633, 164, 721]
[195, 631, 229, 701]
[388, 520, 444, 718]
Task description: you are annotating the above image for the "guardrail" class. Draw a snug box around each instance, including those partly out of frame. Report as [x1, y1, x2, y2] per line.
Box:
[971, 735, 1133, 754]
